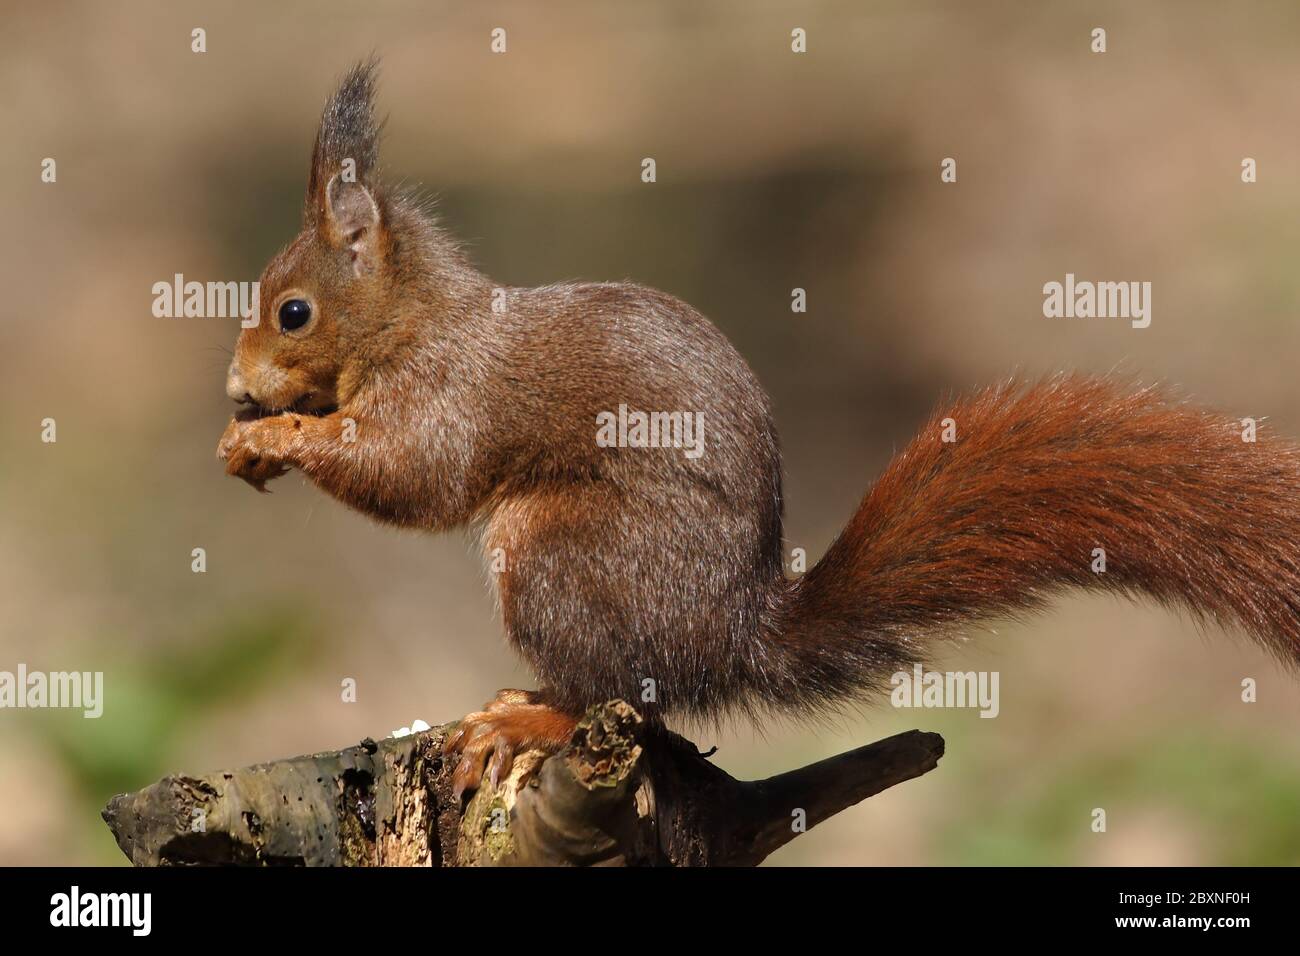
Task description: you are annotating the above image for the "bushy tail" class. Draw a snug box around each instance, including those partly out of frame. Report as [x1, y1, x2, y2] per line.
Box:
[768, 376, 1300, 712]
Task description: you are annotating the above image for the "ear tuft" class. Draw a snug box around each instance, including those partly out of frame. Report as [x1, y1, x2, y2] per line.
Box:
[306, 57, 384, 224]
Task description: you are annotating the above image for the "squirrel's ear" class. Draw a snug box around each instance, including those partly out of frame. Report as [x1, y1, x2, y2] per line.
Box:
[324, 174, 383, 276]
[306, 59, 385, 252]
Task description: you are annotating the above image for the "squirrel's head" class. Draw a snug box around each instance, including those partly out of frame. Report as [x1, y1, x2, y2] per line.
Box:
[227, 60, 394, 414]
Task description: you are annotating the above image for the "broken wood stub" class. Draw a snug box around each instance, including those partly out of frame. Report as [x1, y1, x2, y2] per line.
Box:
[102, 700, 945, 866]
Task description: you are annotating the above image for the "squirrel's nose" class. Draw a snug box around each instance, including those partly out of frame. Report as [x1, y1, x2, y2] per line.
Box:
[226, 363, 249, 403]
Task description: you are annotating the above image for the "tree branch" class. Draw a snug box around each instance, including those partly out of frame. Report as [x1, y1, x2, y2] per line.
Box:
[101, 701, 944, 867]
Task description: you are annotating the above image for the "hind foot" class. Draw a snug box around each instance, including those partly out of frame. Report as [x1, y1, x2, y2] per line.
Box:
[442, 689, 578, 800]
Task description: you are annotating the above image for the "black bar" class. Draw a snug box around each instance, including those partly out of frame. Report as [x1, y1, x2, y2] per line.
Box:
[0, 866, 1282, 941]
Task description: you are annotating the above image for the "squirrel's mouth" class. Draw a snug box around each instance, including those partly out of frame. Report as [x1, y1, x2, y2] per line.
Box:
[239, 393, 337, 419]
[285, 393, 338, 417]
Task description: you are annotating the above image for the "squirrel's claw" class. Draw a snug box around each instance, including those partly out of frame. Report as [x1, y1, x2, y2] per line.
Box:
[442, 691, 577, 802]
[445, 710, 513, 800]
[241, 460, 289, 492]
[227, 454, 287, 491]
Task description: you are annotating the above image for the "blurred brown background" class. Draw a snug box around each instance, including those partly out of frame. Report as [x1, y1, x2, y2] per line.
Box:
[2, 0, 1299, 865]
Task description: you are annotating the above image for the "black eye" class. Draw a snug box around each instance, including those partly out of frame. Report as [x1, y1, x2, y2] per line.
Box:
[278, 298, 312, 331]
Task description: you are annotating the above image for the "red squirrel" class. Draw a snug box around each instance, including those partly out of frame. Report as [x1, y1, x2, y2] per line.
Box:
[219, 62, 1300, 799]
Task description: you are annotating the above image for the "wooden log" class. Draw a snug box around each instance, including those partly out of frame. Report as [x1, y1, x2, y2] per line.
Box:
[102, 700, 944, 867]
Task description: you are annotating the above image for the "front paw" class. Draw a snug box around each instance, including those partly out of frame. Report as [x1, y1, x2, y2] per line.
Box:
[217, 416, 295, 492]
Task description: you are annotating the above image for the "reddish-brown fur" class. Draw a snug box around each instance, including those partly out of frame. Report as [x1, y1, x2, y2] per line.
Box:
[218, 62, 1300, 795]
[771, 377, 1300, 715]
